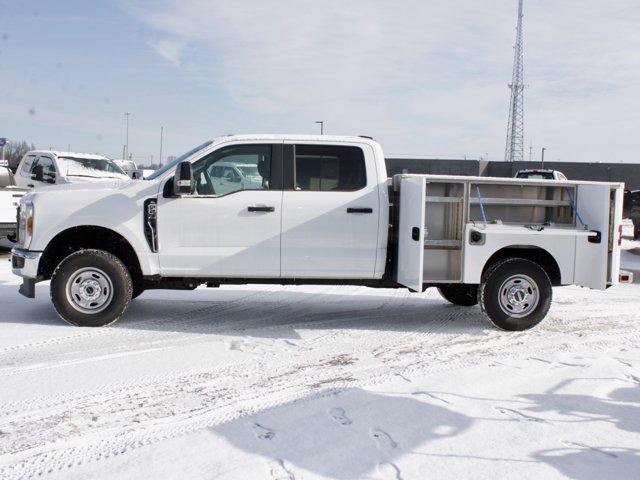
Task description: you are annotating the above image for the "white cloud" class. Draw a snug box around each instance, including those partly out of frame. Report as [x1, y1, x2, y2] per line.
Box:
[150, 38, 185, 66]
[122, 0, 640, 161]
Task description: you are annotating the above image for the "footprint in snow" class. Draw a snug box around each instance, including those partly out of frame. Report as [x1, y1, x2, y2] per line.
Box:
[372, 428, 398, 451]
[251, 422, 275, 440]
[376, 461, 403, 480]
[268, 459, 295, 480]
[329, 407, 352, 425]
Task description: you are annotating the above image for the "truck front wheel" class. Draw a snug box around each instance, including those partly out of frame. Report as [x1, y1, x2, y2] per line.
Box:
[479, 258, 552, 331]
[438, 284, 478, 306]
[50, 249, 133, 327]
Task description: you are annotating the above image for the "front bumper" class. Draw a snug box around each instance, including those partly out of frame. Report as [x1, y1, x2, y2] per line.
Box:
[11, 248, 42, 298]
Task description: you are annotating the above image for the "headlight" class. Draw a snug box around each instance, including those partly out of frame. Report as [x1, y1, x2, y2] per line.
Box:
[18, 201, 34, 248]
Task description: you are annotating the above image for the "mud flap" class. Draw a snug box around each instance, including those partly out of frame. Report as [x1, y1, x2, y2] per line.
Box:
[19, 278, 36, 298]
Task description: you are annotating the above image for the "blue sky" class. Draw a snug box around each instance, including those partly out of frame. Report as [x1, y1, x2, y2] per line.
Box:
[1, 0, 639, 165]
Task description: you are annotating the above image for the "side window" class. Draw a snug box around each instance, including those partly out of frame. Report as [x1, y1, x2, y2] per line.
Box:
[192, 144, 272, 196]
[21, 155, 37, 176]
[294, 145, 366, 192]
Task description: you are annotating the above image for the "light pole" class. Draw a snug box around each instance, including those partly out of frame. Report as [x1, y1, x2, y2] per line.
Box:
[315, 121, 324, 135]
[159, 126, 164, 165]
[124, 112, 131, 162]
[0, 138, 8, 166]
[541, 147, 546, 168]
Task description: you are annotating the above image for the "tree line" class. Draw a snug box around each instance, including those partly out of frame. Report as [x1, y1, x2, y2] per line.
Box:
[1, 140, 36, 172]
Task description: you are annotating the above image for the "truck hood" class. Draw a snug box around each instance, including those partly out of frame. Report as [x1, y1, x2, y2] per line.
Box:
[0, 188, 25, 222]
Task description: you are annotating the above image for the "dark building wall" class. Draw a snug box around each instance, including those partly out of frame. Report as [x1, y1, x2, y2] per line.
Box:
[385, 158, 640, 190]
[385, 158, 480, 177]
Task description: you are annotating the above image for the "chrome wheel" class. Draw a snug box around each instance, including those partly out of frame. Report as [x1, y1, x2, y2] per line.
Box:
[498, 274, 539, 318]
[65, 267, 114, 314]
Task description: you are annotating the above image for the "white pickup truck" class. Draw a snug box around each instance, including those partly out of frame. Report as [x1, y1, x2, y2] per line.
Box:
[11, 135, 627, 330]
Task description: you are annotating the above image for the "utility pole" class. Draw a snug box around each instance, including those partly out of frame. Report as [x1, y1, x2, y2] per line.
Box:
[541, 147, 546, 168]
[159, 126, 164, 164]
[504, 0, 525, 162]
[0, 138, 8, 166]
[124, 112, 131, 162]
[529, 142, 533, 162]
[315, 121, 324, 135]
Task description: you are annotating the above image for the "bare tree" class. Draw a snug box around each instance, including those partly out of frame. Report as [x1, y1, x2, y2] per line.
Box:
[3, 140, 36, 172]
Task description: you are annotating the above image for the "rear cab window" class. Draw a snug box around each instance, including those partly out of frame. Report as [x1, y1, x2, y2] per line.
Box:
[293, 145, 366, 191]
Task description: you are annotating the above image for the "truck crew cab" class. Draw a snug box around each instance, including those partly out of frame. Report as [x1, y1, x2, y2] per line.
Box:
[11, 135, 626, 331]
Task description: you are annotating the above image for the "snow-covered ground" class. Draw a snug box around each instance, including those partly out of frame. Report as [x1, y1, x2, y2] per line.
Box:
[0, 234, 639, 479]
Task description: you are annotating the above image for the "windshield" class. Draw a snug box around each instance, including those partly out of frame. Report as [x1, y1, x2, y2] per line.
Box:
[119, 161, 137, 172]
[146, 140, 214, 180]
[61, 157, 128, 178]
[237, 165, 260, 177]
[516, 171, 555, 180]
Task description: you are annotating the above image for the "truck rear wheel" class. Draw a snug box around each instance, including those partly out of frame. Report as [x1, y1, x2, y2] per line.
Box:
[479, 258, 552, 331]
[634, 224, 640, 240]
[50, 249, 132, 327]
[438, 284, 478, 306]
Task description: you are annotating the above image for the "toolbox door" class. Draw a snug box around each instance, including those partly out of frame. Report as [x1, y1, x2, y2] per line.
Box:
[573, 183, 611, 290]
[395, 177, 426, 292]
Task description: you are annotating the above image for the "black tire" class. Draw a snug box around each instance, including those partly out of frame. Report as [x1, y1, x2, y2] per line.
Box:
[438, 284, 478, 306]
[50, 249, 132, 327]
[132, 282, 145, 300]
[479, 258, 552, 331]
[634, 225, 640, 240]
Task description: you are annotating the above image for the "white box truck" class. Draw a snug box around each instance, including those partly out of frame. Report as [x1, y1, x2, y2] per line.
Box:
[11, 135, 628, 330]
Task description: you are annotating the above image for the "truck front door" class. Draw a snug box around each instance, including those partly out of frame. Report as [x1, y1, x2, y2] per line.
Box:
[157, 143, 283, 278]
[281, 143, 380, 278]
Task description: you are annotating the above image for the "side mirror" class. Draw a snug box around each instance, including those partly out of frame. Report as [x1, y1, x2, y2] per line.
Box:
[173, 161, 195, 195]
[31, 165, 44, 182]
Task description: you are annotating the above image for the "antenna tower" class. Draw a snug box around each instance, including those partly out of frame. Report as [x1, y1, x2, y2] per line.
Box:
[504, 0, 525, 162]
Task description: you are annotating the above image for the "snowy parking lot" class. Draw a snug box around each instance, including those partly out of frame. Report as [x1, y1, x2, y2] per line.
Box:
[0, 236, 639, 479]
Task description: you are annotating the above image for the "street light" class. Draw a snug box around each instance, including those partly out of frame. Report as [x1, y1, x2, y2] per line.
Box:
[0, 138, 8, 166]
[315, 121, 324, 135]
[124, 112, 131, 161]
[159, 126, 164, 165]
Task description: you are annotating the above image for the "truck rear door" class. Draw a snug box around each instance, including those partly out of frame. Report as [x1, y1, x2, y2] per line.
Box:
[280, 143, 380, 278]
[394, 176, 425, 292]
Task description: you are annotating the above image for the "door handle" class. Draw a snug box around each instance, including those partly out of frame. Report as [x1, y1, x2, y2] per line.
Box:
[27, 184, 34, 188]
[248, 206, 275, 212]
[347, 207, 373, 214]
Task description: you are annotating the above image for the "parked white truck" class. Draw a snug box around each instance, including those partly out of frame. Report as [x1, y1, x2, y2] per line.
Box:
[14, 151, 130, 189]
[11, 135, 627, 330]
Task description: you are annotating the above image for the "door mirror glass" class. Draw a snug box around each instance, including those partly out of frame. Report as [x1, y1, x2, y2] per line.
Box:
[173, 161, 195, 195]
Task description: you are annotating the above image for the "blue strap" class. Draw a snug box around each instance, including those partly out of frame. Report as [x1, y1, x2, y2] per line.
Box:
[476, 185, 488, 226]
[564, 187, 585, 227]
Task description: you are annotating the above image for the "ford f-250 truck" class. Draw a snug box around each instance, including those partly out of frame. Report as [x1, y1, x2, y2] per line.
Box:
[11, 135, 627, 330]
